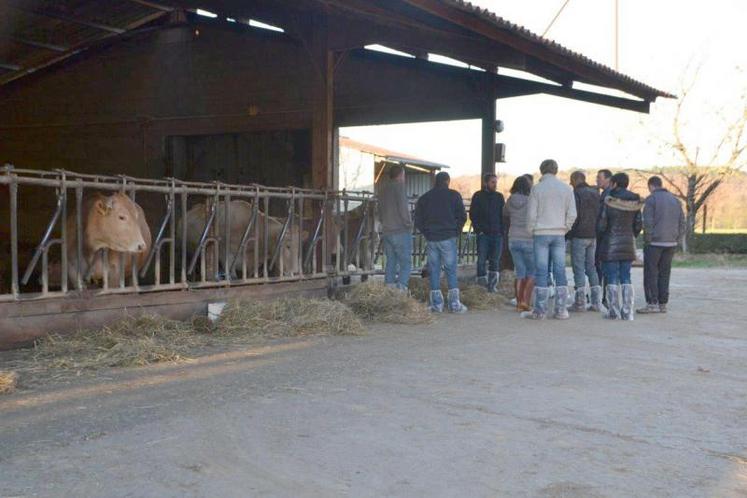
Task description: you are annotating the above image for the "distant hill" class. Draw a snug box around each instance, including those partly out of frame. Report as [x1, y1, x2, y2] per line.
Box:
[450, 169, 747, 231]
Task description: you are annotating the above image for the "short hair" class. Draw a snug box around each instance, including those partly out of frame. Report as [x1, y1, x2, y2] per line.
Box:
[539, 159, 558, 175]
[597, 169, 613, 180]
[435, 171, 450, 187]
[510, 176, 531, 196]
[648, 175, 663, 188]
[570, 171, 586, 184]
[522, 173, 534, 185]
[388, 164, 404, 180]
[483, 173, 497, 184]
[610, 172, 629, 189]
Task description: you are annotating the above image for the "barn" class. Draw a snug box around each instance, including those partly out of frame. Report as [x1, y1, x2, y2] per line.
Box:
[0, 0, 671, 348]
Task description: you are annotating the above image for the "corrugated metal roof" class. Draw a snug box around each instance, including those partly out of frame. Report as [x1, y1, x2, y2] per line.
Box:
[433, 0, 674, 100]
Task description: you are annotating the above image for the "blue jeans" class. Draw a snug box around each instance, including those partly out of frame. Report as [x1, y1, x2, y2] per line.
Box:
[383, 231, 413, 288]
[570, 238, 600, 289]
[476, 233, 502, 277]
[603, 260, 632, 285]
[533, 235, 568, 288]
[509, 239, 535, 279]
[426, 238, 458, 291]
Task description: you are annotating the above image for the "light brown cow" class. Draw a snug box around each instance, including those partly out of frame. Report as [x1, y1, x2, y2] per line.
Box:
[49, 192, 151, 287]
[182, 200, 306, 279]
[330, 203, 380, 271]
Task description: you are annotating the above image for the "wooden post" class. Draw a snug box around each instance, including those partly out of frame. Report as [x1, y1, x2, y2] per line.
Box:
[310, 13, 335, 190]
[481, 96, 497, 177]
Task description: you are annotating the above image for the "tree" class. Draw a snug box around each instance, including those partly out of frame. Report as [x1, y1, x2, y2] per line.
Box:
[654, 71, 747, 252]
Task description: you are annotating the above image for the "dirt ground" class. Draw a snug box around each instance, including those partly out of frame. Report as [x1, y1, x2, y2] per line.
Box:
[1, 268, 746, 497]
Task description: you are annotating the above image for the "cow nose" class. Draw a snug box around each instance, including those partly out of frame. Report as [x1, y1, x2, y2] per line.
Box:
[137, 243, 146, 252]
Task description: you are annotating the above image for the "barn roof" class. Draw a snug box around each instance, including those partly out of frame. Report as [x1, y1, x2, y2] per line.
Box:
[0, 0, 672, 103]
[340, 137, 449, 171]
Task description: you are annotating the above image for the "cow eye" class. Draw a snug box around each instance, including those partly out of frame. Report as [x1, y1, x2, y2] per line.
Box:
[119, 215, 126, 221]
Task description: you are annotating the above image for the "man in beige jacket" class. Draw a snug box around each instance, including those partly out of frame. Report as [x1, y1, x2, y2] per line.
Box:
[522, 159, 577, 320]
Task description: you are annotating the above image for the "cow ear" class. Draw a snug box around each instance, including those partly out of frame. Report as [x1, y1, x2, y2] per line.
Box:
[94, 199, 109, 215]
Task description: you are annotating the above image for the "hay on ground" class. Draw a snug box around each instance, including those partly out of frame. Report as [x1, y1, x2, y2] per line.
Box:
[33, 315, 201, 370]
[408, 276, 509, 310]
[342, 281, 433, 324]
[215, 297, 365, 338]
[0, 370, 18, 394]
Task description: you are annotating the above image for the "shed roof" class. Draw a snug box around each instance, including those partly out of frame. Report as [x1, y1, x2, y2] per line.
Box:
[340, 137, 449, 171]
[0, 0, 672, 102]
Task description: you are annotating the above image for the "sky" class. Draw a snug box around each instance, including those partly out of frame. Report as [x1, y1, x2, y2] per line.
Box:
[341, 0, 747, 177]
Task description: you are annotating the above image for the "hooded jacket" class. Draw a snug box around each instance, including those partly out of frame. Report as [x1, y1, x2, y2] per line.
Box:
[597, 187, 644, 262]
[503, 193, 532, 241]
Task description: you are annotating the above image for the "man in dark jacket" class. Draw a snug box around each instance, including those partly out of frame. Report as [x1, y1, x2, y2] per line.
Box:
[638, 176, 685, 314]
[414, 172, 468, 313]
[595, 169, 613, 297]
[597, 172, 643, 320]
[567, 171, 602, 312]
[469, 173, 505, 293]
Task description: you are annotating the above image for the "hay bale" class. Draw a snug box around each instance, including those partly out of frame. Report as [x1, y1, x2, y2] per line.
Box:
[459, 284, 510, 310]
[33, 315, 201, 370]
[343, 281, 433, 324]
[0, 370, 18, 395]
[215, 297, 365, 338]
[408, 277, 509, 310]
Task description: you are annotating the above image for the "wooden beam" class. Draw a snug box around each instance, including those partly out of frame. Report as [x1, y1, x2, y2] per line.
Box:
[481, 95, 496, 176]
[493, 74, 650, 113]
[400, 0, 659, 101]
[309, 13, 335, 190]
[0, 62, 21, 71]
[15, 5, 126, 34]
[10, 36, 68, 52]
[126, 0, 175, 11]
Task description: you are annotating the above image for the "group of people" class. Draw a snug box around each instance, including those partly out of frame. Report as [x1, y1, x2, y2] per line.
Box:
[377, 159, 685, 320]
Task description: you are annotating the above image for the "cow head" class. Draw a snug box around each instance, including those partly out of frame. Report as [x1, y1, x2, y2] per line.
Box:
[89, 193, 147, 253]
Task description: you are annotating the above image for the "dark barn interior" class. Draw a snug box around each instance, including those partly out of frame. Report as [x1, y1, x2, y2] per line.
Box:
[0, 0, 671, 348]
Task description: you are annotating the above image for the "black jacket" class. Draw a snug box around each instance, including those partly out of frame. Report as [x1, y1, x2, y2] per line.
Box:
[597, 187, 644, 262]
[469, 189, 505, 235]
[414, 185, 467, 242]
[568, 182, 600, 239]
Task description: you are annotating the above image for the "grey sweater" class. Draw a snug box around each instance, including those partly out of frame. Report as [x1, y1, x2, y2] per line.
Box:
[378, 181, 412, 235]
[504, 193, 533, 241]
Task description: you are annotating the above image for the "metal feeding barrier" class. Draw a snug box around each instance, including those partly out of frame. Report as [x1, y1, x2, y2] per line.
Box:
[0, 166, 477, 302]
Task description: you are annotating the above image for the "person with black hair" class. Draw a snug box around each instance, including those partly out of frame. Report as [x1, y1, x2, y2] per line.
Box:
[638, 175, 685, 314]
[597, 172, 644, 320]
[504, 175, 535, 311]
[469, 173, 505, 293]
[567, 171, 603, 312]
[595, 169, 614, 298]
[414, 172, 468, 313]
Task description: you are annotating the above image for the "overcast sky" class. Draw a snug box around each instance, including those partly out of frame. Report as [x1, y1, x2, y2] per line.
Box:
[341, 0, 747, 177]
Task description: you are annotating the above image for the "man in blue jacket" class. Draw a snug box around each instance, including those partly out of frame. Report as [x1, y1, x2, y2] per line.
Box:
[470, 173, 505, 293]
[414, 172, 468, 313]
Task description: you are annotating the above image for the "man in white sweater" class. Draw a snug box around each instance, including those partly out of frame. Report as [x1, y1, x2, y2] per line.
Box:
[522, 159, 577, 320]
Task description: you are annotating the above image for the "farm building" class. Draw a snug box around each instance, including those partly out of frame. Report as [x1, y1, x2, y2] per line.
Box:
[339, 136, 448, 198]
[0, 0, 671, 348]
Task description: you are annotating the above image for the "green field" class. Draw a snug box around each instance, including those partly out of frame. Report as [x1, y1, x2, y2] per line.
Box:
[672, 253, 747, 268]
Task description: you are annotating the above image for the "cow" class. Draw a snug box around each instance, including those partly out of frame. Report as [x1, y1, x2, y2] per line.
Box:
[49, 192, 151, 287]
[330, 202, 380, 272]
[181, 199, 306, 279]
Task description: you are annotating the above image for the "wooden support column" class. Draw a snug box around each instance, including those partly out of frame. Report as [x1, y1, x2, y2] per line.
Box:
[310, 13, 335, 190]
[481, 96, 497, 177]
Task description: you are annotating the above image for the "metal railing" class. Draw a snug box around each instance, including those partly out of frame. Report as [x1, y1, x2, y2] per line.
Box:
[0, 166, 477, 302]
